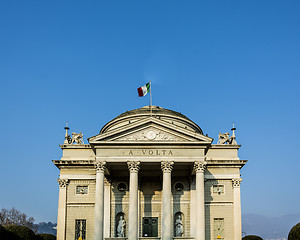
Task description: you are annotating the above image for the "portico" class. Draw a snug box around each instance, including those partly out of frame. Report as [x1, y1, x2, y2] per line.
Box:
[53, 106, 246, 240]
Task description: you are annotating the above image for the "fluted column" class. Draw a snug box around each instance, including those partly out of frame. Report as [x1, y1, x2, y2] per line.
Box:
[161, 161, 174, 240]
[57, 178, 69, 240]
[232, 178, 242, 240]
[127, 161, 140, 240]
[94, 161, 106, 240]
[194, 162, 206, 240]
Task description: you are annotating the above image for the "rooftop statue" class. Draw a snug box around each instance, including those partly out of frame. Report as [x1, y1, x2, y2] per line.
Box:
[217, 123, 237, 145]
[63, 123, 84, 144]
[70, 132, 84, 144]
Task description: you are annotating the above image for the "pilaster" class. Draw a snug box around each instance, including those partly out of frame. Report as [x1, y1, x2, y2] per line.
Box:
[57, 178, 69, 240]
[232, 178, 242, 240]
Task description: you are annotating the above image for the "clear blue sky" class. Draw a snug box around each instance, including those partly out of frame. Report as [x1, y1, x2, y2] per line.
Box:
[0, 0, 299, 223]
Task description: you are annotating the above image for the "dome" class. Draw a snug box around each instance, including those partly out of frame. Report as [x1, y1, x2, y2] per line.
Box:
[100, 106, 203, 134]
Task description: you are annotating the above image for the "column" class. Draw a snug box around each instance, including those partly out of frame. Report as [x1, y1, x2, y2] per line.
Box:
[57, 178, 69, 240]
[127, 161, 140, 240]
[190, 176, 196, 237]
[194, 162, 206, 240]
[232, 178, 242, 240]
[161, 161, 174, 240]
[94, 161, 106, 240]
[104, 177, 111, 239]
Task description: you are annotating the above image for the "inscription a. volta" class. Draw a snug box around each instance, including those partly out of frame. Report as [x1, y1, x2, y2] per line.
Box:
[128, 149, 173, 156]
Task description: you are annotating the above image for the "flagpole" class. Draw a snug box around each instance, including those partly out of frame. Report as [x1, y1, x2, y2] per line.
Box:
[150, 81, 152, 116]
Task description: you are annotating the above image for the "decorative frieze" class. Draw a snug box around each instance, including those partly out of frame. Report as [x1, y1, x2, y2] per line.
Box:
[193, 162, 206, 173]
[94, 161, 107, 173]
[57, 178, 69, 188]
[127, 161, 140, 173]
[161, 161, 174, 173]
[232, 178, 242, 187]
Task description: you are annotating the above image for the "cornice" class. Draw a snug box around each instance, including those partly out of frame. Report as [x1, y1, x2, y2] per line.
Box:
[59, 144, 91, 150]
[209, 144, 241, 149]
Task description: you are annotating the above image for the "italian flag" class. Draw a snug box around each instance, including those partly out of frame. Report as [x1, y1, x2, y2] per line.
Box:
[137, 82, 150, 97]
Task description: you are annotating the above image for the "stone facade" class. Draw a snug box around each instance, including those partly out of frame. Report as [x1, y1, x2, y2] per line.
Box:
[53, 106, 247, 240]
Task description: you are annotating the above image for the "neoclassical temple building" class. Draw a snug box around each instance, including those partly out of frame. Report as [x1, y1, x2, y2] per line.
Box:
[53, 106, 247, 240]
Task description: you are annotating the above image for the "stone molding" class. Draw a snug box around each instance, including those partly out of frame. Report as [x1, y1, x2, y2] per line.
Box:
[94, 161, 107, 173]
[57, 178, 69, 188]
[161, 161, 174, 173]
[127, 161, 140, 173]
[232, 178, 242, 187]
[194, 161, 206, 173]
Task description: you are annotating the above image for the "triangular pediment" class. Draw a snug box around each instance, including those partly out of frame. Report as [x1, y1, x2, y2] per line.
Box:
[88, 117, 213, 144]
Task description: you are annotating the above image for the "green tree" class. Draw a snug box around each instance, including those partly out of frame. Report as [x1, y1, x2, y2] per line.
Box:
[288, 222, 300, 240]
[242, 235, 263, 240]
[4, 225, 33, 240]
[36, 233, 56, 240]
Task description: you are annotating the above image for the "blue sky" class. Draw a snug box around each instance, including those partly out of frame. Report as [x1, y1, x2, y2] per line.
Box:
[0, 0, 299, 223]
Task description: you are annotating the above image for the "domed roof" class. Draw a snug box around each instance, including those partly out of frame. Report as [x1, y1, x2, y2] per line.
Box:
[100, 106, 203, 134]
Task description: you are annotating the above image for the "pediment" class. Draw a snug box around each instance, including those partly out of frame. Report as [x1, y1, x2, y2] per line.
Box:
[88, 117, 213, 144]
[111, 126, 191, 142]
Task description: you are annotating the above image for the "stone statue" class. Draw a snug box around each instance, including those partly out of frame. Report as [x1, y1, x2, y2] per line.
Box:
[175, 214, 184, 237]
[217, 123, 238, 145]
[68, 132, 84, 144]
[217, 132, 231, 144]
[117, 215, 126, 237]
[63, 123, 84, 145]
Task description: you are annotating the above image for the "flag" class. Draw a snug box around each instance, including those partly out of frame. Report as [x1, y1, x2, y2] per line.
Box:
[137, 82, 150, 97]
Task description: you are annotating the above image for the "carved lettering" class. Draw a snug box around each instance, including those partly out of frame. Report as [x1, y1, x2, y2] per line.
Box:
[127, 149, 175, 156]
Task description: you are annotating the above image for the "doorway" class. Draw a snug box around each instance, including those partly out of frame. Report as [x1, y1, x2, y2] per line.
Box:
[142, 217, 158, 237]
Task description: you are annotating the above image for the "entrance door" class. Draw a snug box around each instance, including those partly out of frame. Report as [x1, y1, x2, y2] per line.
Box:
[142, 217, 158, 237]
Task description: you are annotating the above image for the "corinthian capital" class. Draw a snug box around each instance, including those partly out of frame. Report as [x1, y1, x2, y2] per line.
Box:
[127, 161, 140, 173]
[161, 161, 174, 173]
[94, 161, 107, 173]
[57, 178, 69, 188]
[232, 178, 242, 187]
[194, 162, 206, 173]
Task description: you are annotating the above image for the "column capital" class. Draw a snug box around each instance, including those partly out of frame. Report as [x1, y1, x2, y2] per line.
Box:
[127, 161, 140, 173]
[95, 161, 107, 173]
[194, 161, 206, 173]
[57, 178, 69, 188]
[232, 178, 242, 188]
[161, 161, 174, 173]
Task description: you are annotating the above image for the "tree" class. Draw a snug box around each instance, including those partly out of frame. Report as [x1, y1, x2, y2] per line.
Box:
[36, 233, 56, 240]
[242, 235, 263, 240]
[0, 208, 35, 231]
[288, 222, 300, 240]
[4, 225, 35, 240]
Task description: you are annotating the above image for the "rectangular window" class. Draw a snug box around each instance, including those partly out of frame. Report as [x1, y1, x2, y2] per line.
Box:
[214, 218, 224, 240]
[76, 186, 88, 194]
[213, 185, 224, 194]
[75, 219, 86, 240]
